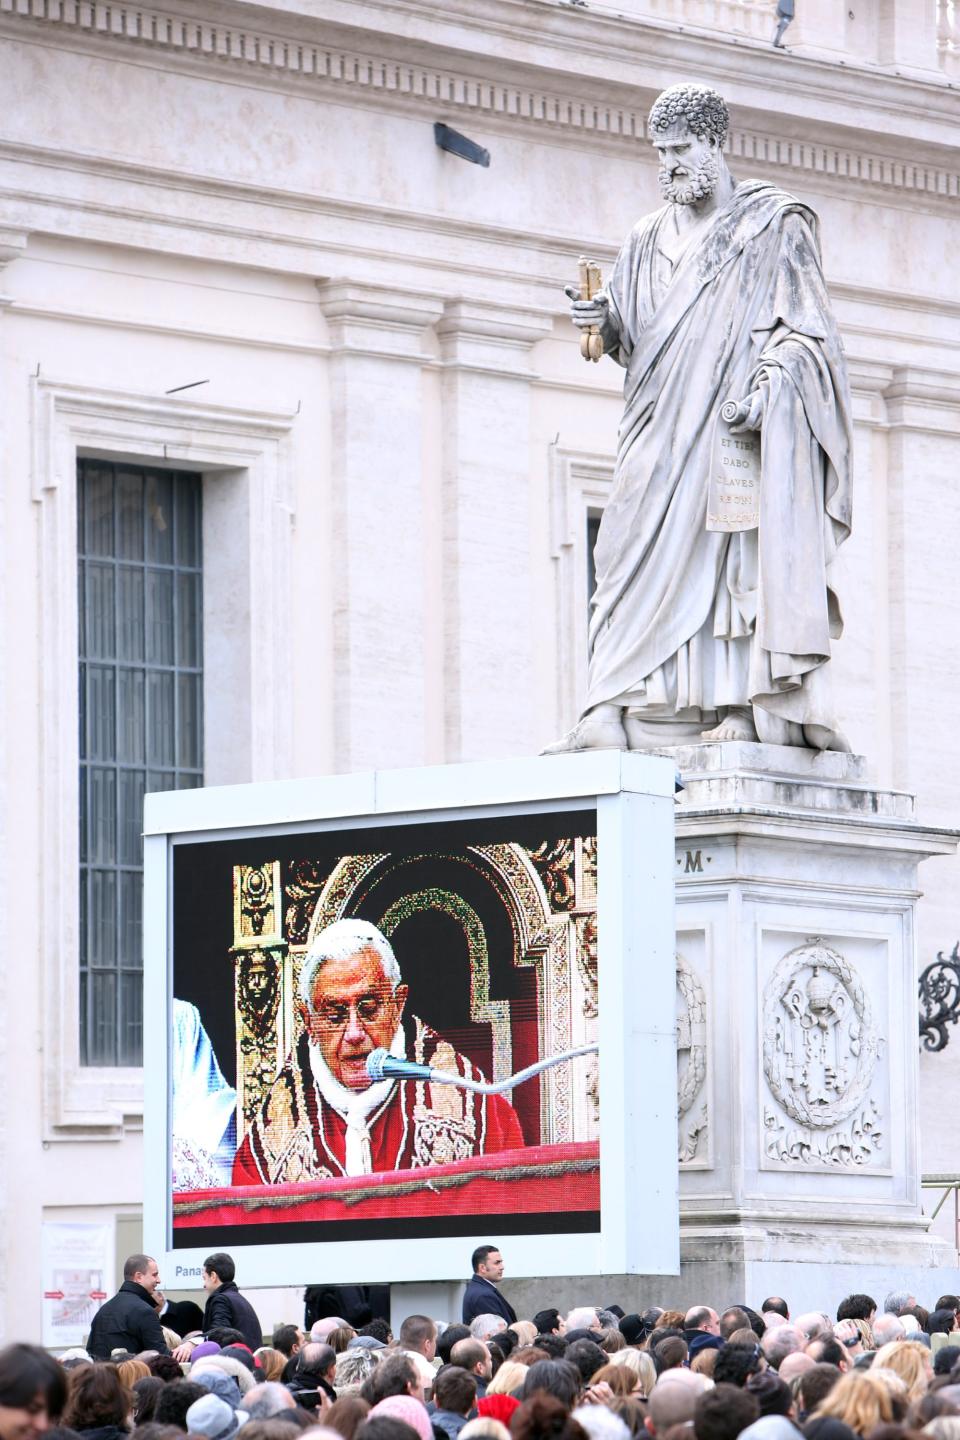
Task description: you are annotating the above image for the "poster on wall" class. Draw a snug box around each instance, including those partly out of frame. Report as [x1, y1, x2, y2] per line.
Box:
[42, 1223, 111, 1349]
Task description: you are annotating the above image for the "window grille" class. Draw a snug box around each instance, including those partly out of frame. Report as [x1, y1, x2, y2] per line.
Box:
[78, 460, 203, 1065]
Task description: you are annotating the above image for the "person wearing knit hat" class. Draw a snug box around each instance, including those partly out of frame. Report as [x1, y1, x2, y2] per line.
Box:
[191, 1343, 223, 1361]
[478, 1395, 521, 1426]
[369, 1395, 434, 1440]
[186, 1392, 247, 1440]
[192, 1369, 243, 1408]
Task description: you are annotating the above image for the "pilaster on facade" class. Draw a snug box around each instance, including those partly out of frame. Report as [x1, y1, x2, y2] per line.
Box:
[317, 279, 445, 774]
[439, 299, 553, 763]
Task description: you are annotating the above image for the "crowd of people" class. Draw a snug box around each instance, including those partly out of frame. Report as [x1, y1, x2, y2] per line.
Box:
[4, 1247, 960, 1440]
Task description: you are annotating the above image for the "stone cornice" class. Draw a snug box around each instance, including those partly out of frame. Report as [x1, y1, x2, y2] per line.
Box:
[2, 0, 960, 207]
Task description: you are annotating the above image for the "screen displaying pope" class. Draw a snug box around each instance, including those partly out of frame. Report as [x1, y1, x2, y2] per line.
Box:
[232, 918, 525, 1185]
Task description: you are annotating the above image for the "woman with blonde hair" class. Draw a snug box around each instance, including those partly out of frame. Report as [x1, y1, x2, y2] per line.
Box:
[812, 1371, 898, 1434]
[486, 1361, 528, 1396]
[873, 1341, 933, 1402]
[608, 1350, 655, 1398]
[852, 1319, 875, 1350]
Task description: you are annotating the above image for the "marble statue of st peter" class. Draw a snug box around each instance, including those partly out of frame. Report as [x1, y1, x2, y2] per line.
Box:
[548, 84, 852, 753]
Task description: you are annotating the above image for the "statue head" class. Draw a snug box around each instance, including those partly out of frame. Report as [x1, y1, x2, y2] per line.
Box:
[648, 84, 730, 205]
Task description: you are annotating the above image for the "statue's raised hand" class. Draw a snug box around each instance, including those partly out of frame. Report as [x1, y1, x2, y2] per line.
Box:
[564, 283, 609, 331]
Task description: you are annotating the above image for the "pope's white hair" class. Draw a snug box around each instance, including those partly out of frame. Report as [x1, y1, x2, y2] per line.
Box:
[299, 918, 401, 1008]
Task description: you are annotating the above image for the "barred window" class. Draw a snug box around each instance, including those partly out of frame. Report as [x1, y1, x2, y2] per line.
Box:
[78, 460, 203, 1066]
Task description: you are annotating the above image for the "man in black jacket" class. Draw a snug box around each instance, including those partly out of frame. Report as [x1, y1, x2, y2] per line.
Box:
[461, 1245, 516, 1327]
[202, 1252, 263, 1349]
[285, 1343, 337, 1410]
[87, 1254, 170, 1358]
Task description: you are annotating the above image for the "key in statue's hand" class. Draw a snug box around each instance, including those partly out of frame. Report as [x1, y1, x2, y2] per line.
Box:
[564, 284, 610, 331]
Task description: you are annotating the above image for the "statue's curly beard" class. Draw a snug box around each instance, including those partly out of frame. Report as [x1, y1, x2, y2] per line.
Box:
[659, 153, 720, 205]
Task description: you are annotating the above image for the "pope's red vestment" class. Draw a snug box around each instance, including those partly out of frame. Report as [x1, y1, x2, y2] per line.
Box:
[232, 1017, 524, 1185]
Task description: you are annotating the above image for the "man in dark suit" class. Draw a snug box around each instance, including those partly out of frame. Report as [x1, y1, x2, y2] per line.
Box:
[87, 1254, 170, 1358]
[461, 1245, 516, 1326]
[202, 1251, 263, 1348]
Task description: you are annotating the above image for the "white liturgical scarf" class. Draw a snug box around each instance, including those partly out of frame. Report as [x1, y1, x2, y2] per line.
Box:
[308, 1027, 405, 1176]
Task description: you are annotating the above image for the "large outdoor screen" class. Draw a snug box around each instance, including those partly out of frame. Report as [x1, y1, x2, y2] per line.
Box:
[169, 809, 601, 1250]
[145, 754, 680, 1285]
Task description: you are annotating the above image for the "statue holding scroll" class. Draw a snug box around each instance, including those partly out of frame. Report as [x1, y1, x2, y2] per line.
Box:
[548, 84, 853, 752]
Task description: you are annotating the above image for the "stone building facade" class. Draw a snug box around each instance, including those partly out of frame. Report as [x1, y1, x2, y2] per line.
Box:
[2, 0, 959, 1340]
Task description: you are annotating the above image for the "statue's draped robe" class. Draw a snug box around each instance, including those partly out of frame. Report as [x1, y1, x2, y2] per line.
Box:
[232, 1016, 524, 1185]
[587, 181, 852, 745]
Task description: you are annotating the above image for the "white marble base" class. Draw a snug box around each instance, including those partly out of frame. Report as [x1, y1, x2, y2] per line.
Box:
[668, 743, 956, 1288]
[504, 745, 958, 1315]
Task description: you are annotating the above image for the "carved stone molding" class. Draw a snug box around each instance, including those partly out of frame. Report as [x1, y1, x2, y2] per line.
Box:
[0, 227, 27, 270]
[316, 279, 444, 362]
[1, 0, 959, 206]
[762, 938, 887, 1171]
[438, 300, 554, 377]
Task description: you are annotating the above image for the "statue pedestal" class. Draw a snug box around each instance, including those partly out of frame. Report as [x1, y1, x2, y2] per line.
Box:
[668, 742, 957, 1308]
[505, 743, 958, 1317]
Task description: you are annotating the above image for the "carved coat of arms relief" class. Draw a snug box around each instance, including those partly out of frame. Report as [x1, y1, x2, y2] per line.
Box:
[762, 939, 886, 1170]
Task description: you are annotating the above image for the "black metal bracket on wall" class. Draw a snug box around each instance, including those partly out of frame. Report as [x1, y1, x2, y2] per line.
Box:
[919, 942, 960, 1052]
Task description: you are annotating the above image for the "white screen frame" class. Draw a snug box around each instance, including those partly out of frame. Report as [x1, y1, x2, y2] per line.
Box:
[143, 751, 680, 1285]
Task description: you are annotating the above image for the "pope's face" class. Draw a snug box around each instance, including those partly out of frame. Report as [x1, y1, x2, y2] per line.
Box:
[303, 948, 408, 1090]
[652, 125, 720, 205]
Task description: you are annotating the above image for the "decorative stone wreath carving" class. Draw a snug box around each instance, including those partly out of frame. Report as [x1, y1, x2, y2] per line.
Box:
[762, 939, 884, 1168]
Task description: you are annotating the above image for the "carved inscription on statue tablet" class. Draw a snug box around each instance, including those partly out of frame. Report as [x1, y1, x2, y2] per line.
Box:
[707, 405, 761, 532]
